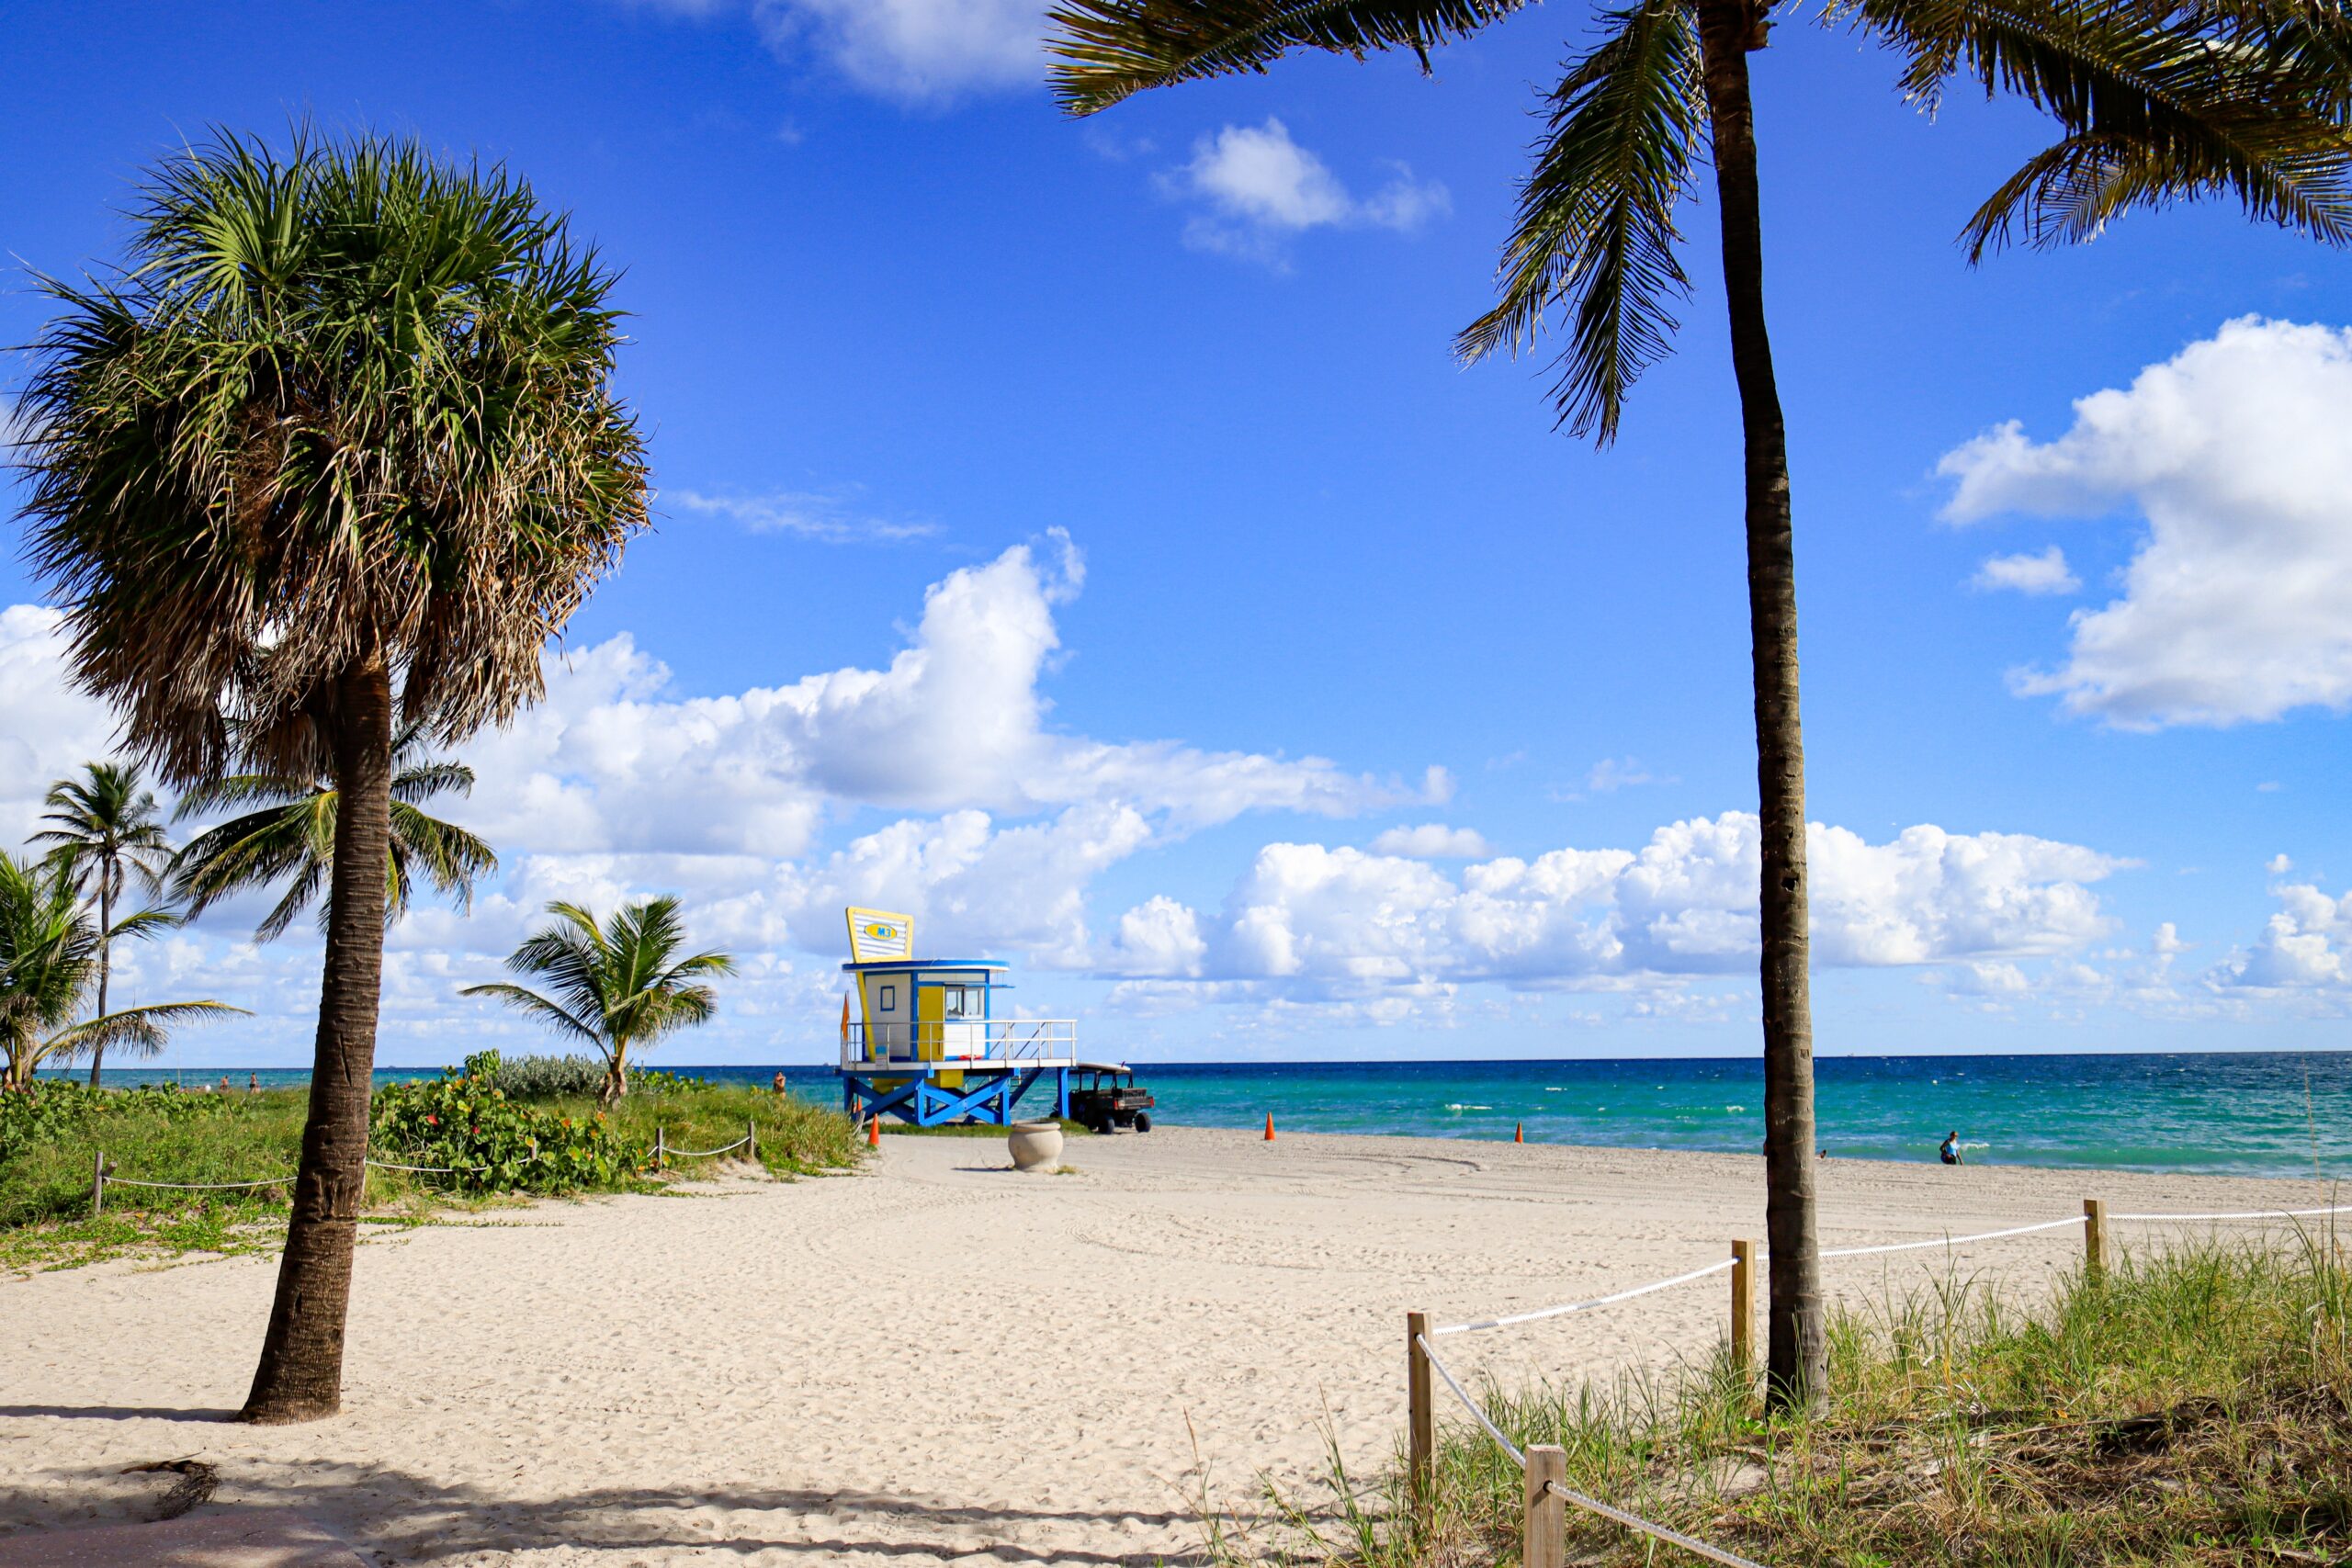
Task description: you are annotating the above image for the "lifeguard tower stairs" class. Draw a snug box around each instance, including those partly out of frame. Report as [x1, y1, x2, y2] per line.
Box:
[833, 907, 1091, 1128]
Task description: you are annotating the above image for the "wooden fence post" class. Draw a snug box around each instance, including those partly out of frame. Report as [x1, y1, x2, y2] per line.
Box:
[748, 1117, 758, 1163]
[1407, 1310, 1434, 1522]
[2084, 1199, 2108, 1280]
[1523, 1444, 1566, 1568]
[655, 1125, 667, 1169]
[91, 1150, 105, 1216]
[1730, 1239, 1756, 1371]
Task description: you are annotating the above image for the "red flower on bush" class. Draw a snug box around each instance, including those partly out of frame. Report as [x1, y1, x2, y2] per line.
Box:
[424, 1113, 439, 1126]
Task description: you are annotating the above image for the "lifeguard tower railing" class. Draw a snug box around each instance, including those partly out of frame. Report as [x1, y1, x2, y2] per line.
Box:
[842, 1018, 1079, 1072]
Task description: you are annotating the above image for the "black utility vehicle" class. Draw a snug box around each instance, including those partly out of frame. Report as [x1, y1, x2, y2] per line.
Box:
[1069, 1068, 1154, 1134]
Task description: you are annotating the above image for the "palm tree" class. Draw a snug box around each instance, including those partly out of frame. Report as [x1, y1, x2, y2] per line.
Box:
[171, 722, 497, 943]
[0, 851, 240, 1089]
[1046, 0, 2351, 1404]
[30, 761, 175, 1086]
[16, 130, 649, 1423]
[461, 898, 734, 1106]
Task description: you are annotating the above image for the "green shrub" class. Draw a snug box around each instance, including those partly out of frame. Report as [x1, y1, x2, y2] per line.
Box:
[630, 1066, 707, 1094]
[370, 1068, 634, 1192]
[487, 1052, 605, 1100]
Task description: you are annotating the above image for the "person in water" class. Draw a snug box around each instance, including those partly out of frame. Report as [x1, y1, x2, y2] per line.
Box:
[1939, 1131, 1962, 1166]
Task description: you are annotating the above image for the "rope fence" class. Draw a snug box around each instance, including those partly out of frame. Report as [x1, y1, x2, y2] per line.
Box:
[86, 1117, 765, 1212]
[1407, 1196, 2352, 1567]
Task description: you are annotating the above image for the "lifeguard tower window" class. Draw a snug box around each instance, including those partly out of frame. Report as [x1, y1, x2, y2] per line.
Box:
[944, 987, 967, 1016]
[879, 986, 896, 1010]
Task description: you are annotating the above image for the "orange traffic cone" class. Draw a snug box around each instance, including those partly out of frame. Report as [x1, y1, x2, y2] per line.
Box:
[1263, 1111, 1276, 1142]
[1514, 1122, 1524, 1144]
[867, 1113, 881, 1148]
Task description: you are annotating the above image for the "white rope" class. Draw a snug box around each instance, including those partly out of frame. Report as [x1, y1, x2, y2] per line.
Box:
[366, 1158, 490, 1176]
[1414, 1333, 1524, 1466]
[2109, 1203, 2352, 1223]
[1434, 1258, 1737, 1336]
[1544, 1481, 1770, 1568]
[662, 1134, 753, 1159]
[1815, 1214, 2088, 1258]
[102, 1174, 290, 1190]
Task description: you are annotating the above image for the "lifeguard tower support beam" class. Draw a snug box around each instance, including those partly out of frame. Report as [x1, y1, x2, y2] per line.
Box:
[834, 907, 1084, 1127]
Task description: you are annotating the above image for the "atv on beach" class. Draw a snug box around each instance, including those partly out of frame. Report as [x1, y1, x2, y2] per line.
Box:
[1069, 1068, 1153, 1135]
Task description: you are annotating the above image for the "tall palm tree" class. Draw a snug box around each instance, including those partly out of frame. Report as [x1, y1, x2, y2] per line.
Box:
[30, 761, 175, 1086]
[0, 851, 240, 1090]
[1046, 0, 2351, 1404]
[171, 722, 497, 943]
[461, 897, 734, 1106]
[17, 130, 649, 1423]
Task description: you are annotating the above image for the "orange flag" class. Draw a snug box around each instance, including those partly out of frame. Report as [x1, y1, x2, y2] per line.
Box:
[840, 993, 851, 1045]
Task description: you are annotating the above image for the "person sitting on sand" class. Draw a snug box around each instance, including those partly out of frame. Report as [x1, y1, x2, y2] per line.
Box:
[1939, 1131, 1962, 1167]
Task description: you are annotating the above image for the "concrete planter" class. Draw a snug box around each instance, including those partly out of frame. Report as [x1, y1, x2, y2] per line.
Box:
[1008, 1120, 1064, 1172]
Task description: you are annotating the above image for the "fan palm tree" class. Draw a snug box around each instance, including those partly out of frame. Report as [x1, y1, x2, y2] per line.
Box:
[30, 761, 176, 1086]
[171, 722, 497, 943]
[461, 898, 735, 1106]
[0, 851, 241, 1090]
[16, 130, 649, 1423]
[1046, 0, 2351, 1405]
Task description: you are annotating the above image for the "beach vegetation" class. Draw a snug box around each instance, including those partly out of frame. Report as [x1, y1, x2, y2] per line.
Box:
[16, 125, 650, 1421]
[30, 761, 177, 1088]
[1046, 0, 2352, 1409]
[0, 851, 243, 1090]
[169, 721, 498, 943]
[0, 1071, 861, 1272]
[483, 1051, 609, 1100]
[461, 897, 735, 1107]
[1238, 1235, 2352, 1567]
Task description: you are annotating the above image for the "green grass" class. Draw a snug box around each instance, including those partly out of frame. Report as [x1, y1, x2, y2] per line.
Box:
[1, 1079, 862, 1272]
[1237, 1234, 2352, 1568]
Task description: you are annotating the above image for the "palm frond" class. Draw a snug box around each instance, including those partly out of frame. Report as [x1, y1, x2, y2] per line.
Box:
[1456, 0, 1706, 441]
[1846, 0, 2352, 255]
[457, 980, 606, 1051]
[107, 907, 182, 942]
[48, 999, 248, 1062]
[1047, 0, 1533, 113]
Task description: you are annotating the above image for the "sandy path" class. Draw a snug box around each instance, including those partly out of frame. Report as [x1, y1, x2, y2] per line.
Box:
[3, 1127, 2329, 1565]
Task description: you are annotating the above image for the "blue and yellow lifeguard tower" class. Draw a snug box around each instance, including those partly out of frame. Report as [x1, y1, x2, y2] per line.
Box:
[835, 907, 1085, 1127]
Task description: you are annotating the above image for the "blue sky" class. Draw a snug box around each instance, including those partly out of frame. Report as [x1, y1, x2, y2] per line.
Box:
[4, 0, 2350, 1067]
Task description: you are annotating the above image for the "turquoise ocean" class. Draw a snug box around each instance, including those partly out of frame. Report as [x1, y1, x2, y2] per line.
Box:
[75, 1052, 2352, 1181]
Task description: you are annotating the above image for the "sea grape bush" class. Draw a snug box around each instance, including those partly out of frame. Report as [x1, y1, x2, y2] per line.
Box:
[370, 1066, 634, 1192]
[0, 1078, 238, 1160]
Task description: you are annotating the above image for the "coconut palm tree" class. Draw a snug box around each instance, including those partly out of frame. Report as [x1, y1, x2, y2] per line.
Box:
[30, 761, 176, 1086]
[170, 722, 497, 943]
[1046, 0, 2351, 1404]
[0, 851, 240, 1090]
[461, 898, 734, 1106]
[16, 130, 649, 1423]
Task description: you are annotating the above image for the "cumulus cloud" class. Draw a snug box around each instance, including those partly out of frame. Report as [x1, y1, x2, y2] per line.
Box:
[1099, 813, 2131, 998]
[1371, 824, 1493, 859]
[2211, 880, 2352, 991]
[0, 607, 126, 846]
[1971, 546, 2080, 596]
[1939, 318, 2352, 728]
[667, 487, 940, 543]
[753, 0, 1044, 99]
[1171, 119, 1448, 265]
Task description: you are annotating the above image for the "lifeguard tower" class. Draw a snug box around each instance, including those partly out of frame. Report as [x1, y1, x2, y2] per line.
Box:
[835, 907, 1089, 1127]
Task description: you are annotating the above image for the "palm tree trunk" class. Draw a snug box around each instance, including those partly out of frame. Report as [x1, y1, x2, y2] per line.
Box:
[88, 873, 111, 1089]
[1696, 0, 1826, 1410]
[241, 656, 394, 1424]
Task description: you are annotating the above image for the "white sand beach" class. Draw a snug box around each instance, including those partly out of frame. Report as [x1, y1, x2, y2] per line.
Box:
[4, 1127, 2329, 1565]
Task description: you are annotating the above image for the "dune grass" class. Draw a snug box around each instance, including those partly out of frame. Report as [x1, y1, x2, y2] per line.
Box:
[0, 1077, 862, 1272]
[1238, 1232, 2351, 1568]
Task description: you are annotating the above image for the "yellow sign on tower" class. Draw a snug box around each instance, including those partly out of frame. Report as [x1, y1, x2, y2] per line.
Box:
[844, 907, 913, 963]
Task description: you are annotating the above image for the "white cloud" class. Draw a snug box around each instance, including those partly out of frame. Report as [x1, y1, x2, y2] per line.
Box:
[752, 0, 1045, 99]
[1371, 824, 1493, 859]
[1939, 318, 2352, 728]
[2268, 853, 2294, 874]
[2211, 880, 2352, 990]
[1104, 813, 2131, 1000]
[1172, 119, 1448, 265]
[0, 607, 126, 847]
[1971, 545, 2080, 596]
[667, 487, 940, 543]
[1584, 756, 1668, 794]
